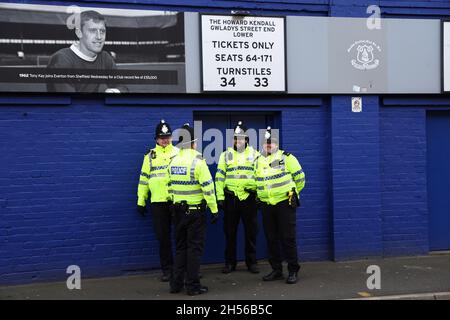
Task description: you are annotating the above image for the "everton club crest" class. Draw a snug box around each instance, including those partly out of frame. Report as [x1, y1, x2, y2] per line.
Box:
[347, 40, 381, 70]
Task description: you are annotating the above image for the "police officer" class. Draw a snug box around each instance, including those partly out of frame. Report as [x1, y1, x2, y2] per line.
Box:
[137, 120, 179, 282]
[215, 121, 259, 274]
[168, 123, 218, 296]
[255, 127, 305, 284]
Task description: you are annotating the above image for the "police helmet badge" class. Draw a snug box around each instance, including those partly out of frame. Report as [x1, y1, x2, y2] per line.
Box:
[265, 126, 271, 140]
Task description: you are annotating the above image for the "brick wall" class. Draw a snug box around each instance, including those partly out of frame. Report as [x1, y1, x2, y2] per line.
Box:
[380, 106, 429, 256]
[0, 99, 191, 284]
[331, 96, 383, 260]
[282, 104, 332, 261]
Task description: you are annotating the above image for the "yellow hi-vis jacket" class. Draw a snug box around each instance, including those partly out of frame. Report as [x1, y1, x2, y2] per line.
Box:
[254, 149, 305, 206]
[168, 148, 218, 214]
[215, 146, 259, 201]
[137, 143, 179, 205]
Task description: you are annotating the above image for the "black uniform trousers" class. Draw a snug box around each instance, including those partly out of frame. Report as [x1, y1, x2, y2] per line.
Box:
[261, 199, 300, 273]
[150, 202, 174, 275]
[170, 208, 207, 292]
[223, 193, 258, 268]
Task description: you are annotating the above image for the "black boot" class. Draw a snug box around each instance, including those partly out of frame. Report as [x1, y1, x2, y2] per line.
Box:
[170, 286, 182, 294]
[222, 264, 236, 274]
[262, 270, 283, 281]
[247, 264, 260, 274]
[286, 272, 298, 284]
[160, 270, 172, 282]
[187, 285, 208, 296]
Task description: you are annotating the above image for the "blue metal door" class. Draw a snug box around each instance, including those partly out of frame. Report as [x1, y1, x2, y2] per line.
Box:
[427, 111, 450, 251]
[194, 112, 276, 264]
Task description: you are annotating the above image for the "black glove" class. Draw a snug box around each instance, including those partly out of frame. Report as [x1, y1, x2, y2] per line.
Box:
[211, 213, 219, 224]
[137, 205, 147, 217]
[217, 200, 224, 210]
[244, 188, 256, 196]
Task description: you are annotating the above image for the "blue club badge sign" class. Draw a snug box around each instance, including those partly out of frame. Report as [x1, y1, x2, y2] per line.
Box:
[348, 40, 382, 70]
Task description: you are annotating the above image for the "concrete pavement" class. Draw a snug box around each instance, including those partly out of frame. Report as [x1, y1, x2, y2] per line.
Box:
[1, 254, 450, 300]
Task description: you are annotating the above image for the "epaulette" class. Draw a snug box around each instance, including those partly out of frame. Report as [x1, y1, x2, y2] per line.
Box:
[150, 150, 157, 159]
[283, 151, 291, 157]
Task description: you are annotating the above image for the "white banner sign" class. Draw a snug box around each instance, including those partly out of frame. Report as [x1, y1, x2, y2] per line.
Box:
[201, 14, 286, 92]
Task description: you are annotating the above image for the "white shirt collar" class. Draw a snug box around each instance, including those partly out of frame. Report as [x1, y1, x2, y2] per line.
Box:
[70, 43, 97, 62]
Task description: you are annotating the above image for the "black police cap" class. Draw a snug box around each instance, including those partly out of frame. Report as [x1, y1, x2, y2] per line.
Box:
[155, 119, 172, 138]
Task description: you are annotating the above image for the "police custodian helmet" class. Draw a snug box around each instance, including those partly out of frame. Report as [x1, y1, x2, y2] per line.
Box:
[264, 126, 278, 144]
[155, 119, 172, 139]
[177, 123, 197, 146]
[233, 121, 248, 138]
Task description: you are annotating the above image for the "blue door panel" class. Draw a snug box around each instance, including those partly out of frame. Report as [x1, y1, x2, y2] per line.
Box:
[427, 111, 450, 250]
[194, 112, 273, 264]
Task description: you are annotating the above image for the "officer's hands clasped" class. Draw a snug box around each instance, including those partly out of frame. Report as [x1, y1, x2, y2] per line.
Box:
[287, 187, 300, 209]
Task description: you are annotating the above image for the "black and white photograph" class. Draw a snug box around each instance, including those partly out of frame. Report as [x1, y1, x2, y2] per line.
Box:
[0, 2, 186, 93]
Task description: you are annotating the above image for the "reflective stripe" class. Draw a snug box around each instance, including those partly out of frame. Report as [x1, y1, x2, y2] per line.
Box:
[225, 151, 233, 166]
[172, 189, 202, 195]
[217, 168, 226, 176]
[292, 169, 304, 177]
[294, 177, 305, 183]
[203, 190, 215, 196]
[256, 172, 288, 182]
[150, 173, 166, 178]
[215, 177, 225, 182]
[226, 174, 254, 180]
[139, 181, 148, 185]
[140, 172, 150, 178]
[148, 152, 153, 171]
[266, 179, 293, 190]
[201, 179, 213, 187]
[151, 165, 168, 172]
[171, 180, 200, 185]
[227, 166, 254, 172]
[190, 158, 199, 181]
[257, 186, 264, 190]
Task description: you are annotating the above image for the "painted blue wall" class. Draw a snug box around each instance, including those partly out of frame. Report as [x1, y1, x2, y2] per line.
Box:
[380, 106, 429, 256]
[2, 0, 450, 284]
[331, 96, 383, 261]
[0, 98, 330, 284]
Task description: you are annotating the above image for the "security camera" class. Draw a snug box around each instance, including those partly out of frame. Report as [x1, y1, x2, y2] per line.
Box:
[231, 10, 251, 16]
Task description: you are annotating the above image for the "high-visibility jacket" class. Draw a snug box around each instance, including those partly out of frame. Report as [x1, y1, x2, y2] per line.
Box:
[137, 143, 179, 205]
[254, 149, 305, 206]
[215, 146, 259, 201]
[168, 148, 218, 214]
